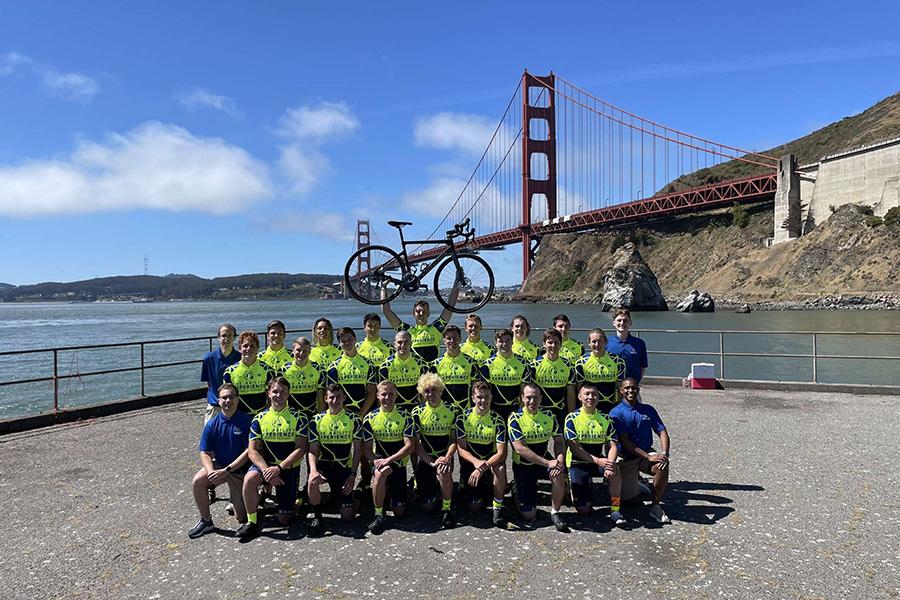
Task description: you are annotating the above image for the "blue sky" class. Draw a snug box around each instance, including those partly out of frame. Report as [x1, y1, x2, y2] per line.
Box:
[1, 1, 898, 286]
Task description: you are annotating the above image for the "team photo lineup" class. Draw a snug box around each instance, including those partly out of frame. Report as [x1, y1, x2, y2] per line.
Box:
[192, 297, 671, 541]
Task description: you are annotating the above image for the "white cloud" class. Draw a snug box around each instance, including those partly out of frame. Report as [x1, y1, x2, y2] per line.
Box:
[175, 87, 243, 118]
[270, 211, 354, 242]
[0, 122, 271, 216]
[402, 176, 466, 218]
[278, 145, 326, 196]
[0, 51, 98, 101]
[277, 101, 359, 142]
[414, 112, 495, 155]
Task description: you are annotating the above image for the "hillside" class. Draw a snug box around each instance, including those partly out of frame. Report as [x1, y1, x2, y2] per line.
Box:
[661, 92, 900, 193]
[520, 204, 900, 307]
[0, 272, 341, 302]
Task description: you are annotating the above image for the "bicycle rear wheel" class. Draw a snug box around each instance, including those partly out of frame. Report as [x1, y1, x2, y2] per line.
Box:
[343, 245, 405, 305]
[433, 253, 494, 313]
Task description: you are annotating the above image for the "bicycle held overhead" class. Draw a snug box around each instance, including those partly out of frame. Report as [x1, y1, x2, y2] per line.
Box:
[343, 218, 495, 314]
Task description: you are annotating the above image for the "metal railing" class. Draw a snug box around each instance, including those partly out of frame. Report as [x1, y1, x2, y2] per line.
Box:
[1, 327, 898, 419]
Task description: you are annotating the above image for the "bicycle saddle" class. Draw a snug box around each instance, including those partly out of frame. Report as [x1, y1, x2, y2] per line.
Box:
[387, 220, 412, 228]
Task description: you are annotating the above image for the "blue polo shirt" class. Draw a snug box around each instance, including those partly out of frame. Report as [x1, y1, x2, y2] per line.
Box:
[199, 411, 252, 468]
[605, 334, 648, 382]
[609, 400, 665, 458]
[201, 347, 241, 406]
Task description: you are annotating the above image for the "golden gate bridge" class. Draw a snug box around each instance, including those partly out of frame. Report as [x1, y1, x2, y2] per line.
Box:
[353, 70, 779, 284]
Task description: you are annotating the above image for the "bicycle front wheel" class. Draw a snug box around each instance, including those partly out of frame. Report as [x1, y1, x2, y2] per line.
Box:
[433, 253, 495, 313]
[343, 245, 405, 305]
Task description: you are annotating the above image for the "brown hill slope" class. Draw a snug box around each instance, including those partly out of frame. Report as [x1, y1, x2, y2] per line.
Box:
[662, 92, 900, 193]
[520, 205, 899, 305]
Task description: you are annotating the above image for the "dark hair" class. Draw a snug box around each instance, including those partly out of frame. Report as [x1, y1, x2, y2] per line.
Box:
[577, 381, 599, 394]
[325, 383, 344, 396]
[414, 299, 430, 310]
[312, 318, 334, 342]
[267, 320, 286, 333]
[552, 314, 571, 326]
[219, 323, 236, 337]
[443, 325, 462, 339]
[495, 328, 513, 341]
[522, 381, 541, 395]
[337, 327, 356, 340]
[363, 313, 381, 326]
[542, 328, 562, 343]
[510, 314, 531, 336]
[471, 380, 491, 397]
[588, 327, 608, 342]
[465, 314, 482, 326]
[613, 308, 632, 320]
[217, 382, 239, 397]
[268, 376, 291, 393]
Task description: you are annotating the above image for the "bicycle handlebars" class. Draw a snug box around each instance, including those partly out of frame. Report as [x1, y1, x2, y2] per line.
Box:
[446, 218, 474, 241]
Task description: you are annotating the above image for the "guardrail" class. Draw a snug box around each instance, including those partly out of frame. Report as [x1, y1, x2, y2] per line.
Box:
[0, 328, 898, 421]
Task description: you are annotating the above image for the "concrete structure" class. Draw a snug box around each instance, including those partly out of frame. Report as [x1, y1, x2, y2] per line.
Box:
[774, 154, 802, 243]
[774, 137, 900, 241]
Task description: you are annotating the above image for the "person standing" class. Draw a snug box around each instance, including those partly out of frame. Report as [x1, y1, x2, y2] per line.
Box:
[357, 313, 392, 367]
[310, 317, 341, 368]
[325, 327, 377, 416]
[510, 315, 539, 363]
[378, 330, 429, 411]
[530, 328, 577, 431]
[553, 314, 584, 363]
[200, 324, 241, 423]
[460, 314, 492, 364]
[257, 320, 292, 370]
[280, 337, 325, 418]
[606, 309, 648, 383]
[478, 329, 532, 422]
[574, 328, 626, 412]
[382, 282, 459, 364]
[223, 331, 274, 416]
[434, 325, 479, 413]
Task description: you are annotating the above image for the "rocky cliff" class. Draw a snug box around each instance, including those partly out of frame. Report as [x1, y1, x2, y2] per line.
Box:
[519, 204, 900, 308]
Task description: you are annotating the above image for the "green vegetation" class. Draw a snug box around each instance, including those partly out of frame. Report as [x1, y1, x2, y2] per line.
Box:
[610, 229, 655, 252]
[731, 203, 750, 228]
[864, 215, 884, 228]
[883, 206, 900, 226]
[550, 261, 585, 292]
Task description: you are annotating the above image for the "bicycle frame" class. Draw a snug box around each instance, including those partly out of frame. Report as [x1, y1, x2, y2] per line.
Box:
[392, 229, 466, 283]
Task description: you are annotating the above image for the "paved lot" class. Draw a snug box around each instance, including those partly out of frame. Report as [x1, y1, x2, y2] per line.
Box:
[1, 385, 898, 600]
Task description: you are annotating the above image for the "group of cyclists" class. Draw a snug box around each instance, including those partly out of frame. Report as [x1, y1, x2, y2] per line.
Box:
[192, 299, 671, 541]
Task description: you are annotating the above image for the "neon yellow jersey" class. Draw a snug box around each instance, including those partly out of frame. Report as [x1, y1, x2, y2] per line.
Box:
[378, 353, 429, 409]
[310, 344, 341, 368]
[560, 338, 585, 363]
[573, 352, 626, 406]
[280, 360, 324, 416]
[434, 352, 478, 412]
[531, 355, 575, 411]
[478, 353, 532, 408]
[356, 338, 391, 367]
[397, 318, 447, 363]
[412, 402, 456, 458]
[460, 339, 492, 364]
[249, 406, 308, 468]
[223, 360, 274, 415]
[455, 408, 506, 461]
[564, 408, 617, 467]
[362, 408, 416, 465]
[512, 338, 540, 363]
[325, 354, 376, 413]
[507, 408, 559, 465]
[257, 346, 293, 371]
[309, 409, 362, 467]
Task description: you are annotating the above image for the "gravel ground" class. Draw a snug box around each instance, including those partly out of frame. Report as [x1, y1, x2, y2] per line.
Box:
[1, 385, 898, 600]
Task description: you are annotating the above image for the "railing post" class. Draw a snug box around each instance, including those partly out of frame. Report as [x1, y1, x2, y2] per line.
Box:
[140, 342, 146, 396]
[719, 332, 725, 379]
[811, 333, 817, 383]
[208, 337, 213, 352]
[52, 349, 59, 413]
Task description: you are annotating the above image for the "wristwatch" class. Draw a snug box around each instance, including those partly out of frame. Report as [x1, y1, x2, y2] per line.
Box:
[224, 465, 232, 473]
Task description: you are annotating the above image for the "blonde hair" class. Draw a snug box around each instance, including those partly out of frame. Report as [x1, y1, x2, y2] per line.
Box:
[416, 372, 445, 396]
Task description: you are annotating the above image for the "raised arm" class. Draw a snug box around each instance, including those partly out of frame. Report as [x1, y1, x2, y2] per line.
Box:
[381, 286, 402, 329]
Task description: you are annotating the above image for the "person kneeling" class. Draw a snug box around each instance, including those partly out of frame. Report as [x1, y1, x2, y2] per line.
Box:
[508, 383, 569, 532]
[455, 381, 508, 527]
[412, 373, 458, 529]
[307, 384, 363, 536]
[189, 383, 250, 538]
[237, 377, 308, 541]
[363, 381, 416, 534]
[564, 383, 625, 527]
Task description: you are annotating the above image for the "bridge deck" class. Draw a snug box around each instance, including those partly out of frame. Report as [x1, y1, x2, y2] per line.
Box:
[2, 385, 896, 600]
